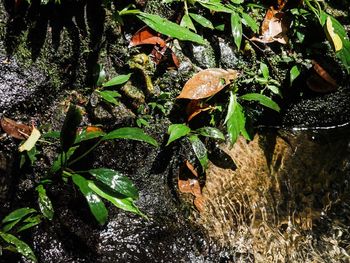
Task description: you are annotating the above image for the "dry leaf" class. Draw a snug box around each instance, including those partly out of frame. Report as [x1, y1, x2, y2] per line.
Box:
[0, 117, 32, 139]
[307, 61, 338, 93]
[185, 160, 198, 177]
[19, 126, 41, 152]
[178, 178, 202, 197]
[186, 100, 215, 122]
[130, 26, 166, 47]
[251, 8, 289, 44]
[177, 68, 239, 100]
[325, 16, 342, 52]
[312, 61, 337, 87]
[86, 126, 103, 133]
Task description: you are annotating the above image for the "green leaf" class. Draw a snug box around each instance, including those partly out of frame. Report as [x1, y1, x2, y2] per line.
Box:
[88, 181, 145, 217]
[260, 62, 269, 79]
[0, 232, 37, 263]
[42, 131, 60, 139]
[166, 124, 191, 146]
[136, 12, 206, 45]
[36, 185, 54, 220]
[241, 12, 259, 33]
[88, 168, 139, 199]
[225, 93, 247, 144]
[60, 105, 82, 152]
[2, 208, 36, 225]
[26, 147, 37, 166]
[102, 127, 158, 147]
[196, 127, 225, 140]
[72, 174, 108, 225]
[102, 74, 131, 87]
[189, 13, 214, 29]
[50, 146, 79, 174]
[2, 219, 21, 233]
[17, 215, 41, 233]
[97, 90, 121, 106]
[197, 0, 233, 13]
[266, 85, 282, 97]
[188, 135, 208, 171]
[180, 14, 196, 32]
[290, 65, 300, 86]
[94, 64, 106, 87]
[240, 93, 280, 112]
[215, 24, 225, 31]
[75, 129, 106, 144]
[231, 12, 242, 50]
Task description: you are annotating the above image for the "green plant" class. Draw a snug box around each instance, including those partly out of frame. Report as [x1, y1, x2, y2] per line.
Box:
[37, 105, 158, 225]
[0, 208, 41, 263]
[166, 124, 225, 171]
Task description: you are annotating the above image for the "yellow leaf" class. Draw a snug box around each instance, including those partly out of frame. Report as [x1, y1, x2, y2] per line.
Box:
[19, 126, 41, 152]
[326, 16, 343, 52]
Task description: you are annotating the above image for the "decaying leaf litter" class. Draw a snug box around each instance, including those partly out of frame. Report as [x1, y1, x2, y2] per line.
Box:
[0, 0, 350, 261]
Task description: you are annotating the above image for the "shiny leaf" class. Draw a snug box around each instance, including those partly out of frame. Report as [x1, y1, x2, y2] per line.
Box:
[36, 185, 54, 220]
[88, 181, 145, 217]
[177, 68, 239, 99]
[180, 14, 196, 32]
[260, 62, 269, 79]
[50, 146, 78, 174]
[98, 90, 121, 106]
[102, 74, 131, 87]
[2, 208, 36, 224]
[72, 174, 108, 225]
[88, 168, 139, 199]
[102, 127, 158, 147]
[166, 124, 191, 146]
[240, 93, 280, 112]
[231, 12, 242, 50]
[0, 232, 37, 263]
[137, 12, 206, 45]
[189, 13, 214, 29]
[290, 65, 300, 86]
[189, 135, 208, 171]
[17, 215, 41, 233]
[196, 127, 225, 140]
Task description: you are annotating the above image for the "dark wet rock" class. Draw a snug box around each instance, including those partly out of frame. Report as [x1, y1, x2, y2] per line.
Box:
[216, 37, 240, 69]
[181, 41, 217, 69]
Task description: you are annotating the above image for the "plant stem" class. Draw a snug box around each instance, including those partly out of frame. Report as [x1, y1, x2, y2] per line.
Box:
[67, 139, 102, 166]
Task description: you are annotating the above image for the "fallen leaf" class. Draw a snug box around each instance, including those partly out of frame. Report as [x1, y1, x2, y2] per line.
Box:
[186, 100, 215, 122]
[0, 117, 32, 140]
[312, 60, 338, 88]
[177, 68, 239, 100]
[19, 126, 41, 152]
[185, 160, 198, 177]
[130, 26, 166, 47]
[251, 8, 289, 44]
[178, 178, 202, 197]
[194, 196, 205, 212]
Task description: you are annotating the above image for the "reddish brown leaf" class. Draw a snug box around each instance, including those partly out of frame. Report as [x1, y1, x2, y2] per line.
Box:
[171, 51, 180, 68]
[185, 160, 198, 177]
[251, 8, 289, 44]
[178, 178, 202, 197]
[194, 196, 205, 212]
[177, 68, 239, 100]
[0, 117, 32, 140]
[86, 126, 103, 133]
[312, 61, 338, 88]
[307, 61, 338, 93]
[130, 26, 166, 47]
[186, 100, 215, 122]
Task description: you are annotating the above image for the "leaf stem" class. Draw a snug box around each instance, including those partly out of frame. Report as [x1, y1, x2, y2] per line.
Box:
[67, 139, 102, 166]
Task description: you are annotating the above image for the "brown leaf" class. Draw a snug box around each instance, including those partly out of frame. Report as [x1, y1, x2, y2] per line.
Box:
[186, 100, 215, 122]
[130, 26, 166, 47]
[307, 61, 338, 93]
[178, 178, 202, 197]
[185, 160, 198, 177]
[312, 61, 338, 88]
[177, 68, 239, 100]
[194, 196, 205, 212]
[251, 8, 289, 44]
[0, 117, 32, 140]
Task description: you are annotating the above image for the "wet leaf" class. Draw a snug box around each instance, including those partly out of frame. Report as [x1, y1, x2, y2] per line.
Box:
[18, 126, 41, 152]
[97, 90, 121, 106]
[2, 219, 22, 233]
[240, 93, 280, 112]
[290, 65, 300, 86]
[130, 27, 166, 47]
[102, 74, 131, 87]
[60, 105, 82, 152]
[231, 12, 242, 50]
[196, 127, 225, 140]
[241, 12, 259, 33]
[137, 12, 206, 45]
[166, 124, 191, 146]
[189, 135, 208, 171]
[177, 68, 239, 100]
[225, 93, 247, 144]
[16, 215, 41, 233]
[88, 168, 139, 199]
[102, 127, 158, 147]
[88, 181, 145, 217]
[36, 185, 54, 220]
[1, 208, 36, 225]
[0, 117, 32, 140]
[0, 232, 37, 263]
[189, 13, 214, 29]
[50, 146, 79, 174]
[72, 174, 108, 225]
[251, 8, 289, 44]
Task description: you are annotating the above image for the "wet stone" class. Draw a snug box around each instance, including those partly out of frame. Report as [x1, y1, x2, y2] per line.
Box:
[217, 37, 240, 69]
